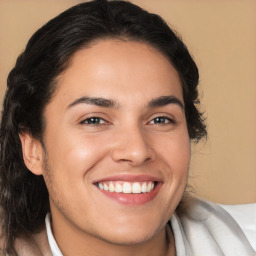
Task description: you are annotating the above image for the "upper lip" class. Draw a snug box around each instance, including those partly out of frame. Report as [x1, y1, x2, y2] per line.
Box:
[92, 174, 162, 184]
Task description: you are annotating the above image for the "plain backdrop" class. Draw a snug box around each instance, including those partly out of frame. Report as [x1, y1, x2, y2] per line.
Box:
[0, 0, 255, 204]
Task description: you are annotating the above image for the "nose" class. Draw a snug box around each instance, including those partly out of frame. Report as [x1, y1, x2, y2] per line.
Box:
[111, 126, 155, 166]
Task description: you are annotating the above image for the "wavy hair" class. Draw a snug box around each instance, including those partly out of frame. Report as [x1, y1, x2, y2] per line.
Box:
[0, 0, 207, 254]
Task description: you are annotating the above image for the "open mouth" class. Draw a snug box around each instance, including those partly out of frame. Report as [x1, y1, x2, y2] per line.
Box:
[93, 179, 161, 205]
[95, 181, 157, 194]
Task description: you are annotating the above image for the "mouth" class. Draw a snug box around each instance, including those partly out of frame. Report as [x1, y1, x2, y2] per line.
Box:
[93, 175, 162, 205]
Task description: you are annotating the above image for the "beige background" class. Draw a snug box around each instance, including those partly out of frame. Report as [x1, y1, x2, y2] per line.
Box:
[0, 0, 255, 204]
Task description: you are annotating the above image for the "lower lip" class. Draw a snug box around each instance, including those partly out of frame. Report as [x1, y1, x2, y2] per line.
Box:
[96, 183, 162, 205]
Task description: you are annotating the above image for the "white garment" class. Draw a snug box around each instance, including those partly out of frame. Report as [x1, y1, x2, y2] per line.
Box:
[220, 203, 256, 251]
[45, 197, 256, 256]
[170, 198, 255, 256]
[45, 213, 63, 256]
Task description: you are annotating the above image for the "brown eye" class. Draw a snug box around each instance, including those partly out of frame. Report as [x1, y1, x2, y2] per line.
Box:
[80, 117, 106, 125]
[149, 116, 175, 125]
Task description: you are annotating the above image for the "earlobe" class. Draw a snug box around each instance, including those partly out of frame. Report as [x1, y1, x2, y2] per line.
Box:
[19, 133, 44, 175]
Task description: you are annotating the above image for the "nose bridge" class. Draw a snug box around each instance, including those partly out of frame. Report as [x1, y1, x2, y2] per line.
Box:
[111, 122, 154, 166]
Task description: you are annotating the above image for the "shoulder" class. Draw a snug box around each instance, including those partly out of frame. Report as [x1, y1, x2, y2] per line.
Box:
[0, 223, 52, 256]
[174, 197, 256, 256]
[14, 226, 52, 256]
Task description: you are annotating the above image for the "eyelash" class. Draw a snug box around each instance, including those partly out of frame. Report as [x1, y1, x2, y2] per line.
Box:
[79, 116, 175, 126]
[80, 117, 108, 126]
[148, 116, 175, 125]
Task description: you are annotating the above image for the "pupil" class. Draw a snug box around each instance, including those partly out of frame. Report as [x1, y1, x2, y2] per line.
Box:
[155, 117, 165, 123]
[89, 118, 99, 124]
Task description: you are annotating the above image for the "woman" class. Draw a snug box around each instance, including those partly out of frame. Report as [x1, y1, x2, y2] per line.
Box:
[0, 0, 254, 255]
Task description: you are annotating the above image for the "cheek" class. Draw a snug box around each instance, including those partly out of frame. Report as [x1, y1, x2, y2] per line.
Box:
[43, 133, 109, 210]
[154, 130, 191, 173]
[63, 140, 97, 173]
[44, 129, 110, 185]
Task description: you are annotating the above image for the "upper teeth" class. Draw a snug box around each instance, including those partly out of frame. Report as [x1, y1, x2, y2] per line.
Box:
[97, 181, 155, 194]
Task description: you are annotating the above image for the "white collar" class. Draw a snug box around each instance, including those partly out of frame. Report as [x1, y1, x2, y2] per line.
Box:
[45, 213, 63, 256]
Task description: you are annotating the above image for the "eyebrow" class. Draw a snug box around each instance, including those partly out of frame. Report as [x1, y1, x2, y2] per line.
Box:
[148, 96, 184, 109]
[66, 96, 118, 110]
[66, 95, 184, 110]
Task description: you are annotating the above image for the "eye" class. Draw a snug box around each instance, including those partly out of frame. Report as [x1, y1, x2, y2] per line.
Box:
[80, 117, 108, 125]
[148, 116, 175, 125]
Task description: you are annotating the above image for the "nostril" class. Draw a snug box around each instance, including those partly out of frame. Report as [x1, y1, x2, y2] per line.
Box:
[145, 157, 152, 162]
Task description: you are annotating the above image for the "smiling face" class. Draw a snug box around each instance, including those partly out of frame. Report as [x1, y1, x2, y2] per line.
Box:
[22, 39, 190, 254]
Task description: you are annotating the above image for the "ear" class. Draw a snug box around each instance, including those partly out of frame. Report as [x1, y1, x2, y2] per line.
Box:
[19, 133, 44, 175]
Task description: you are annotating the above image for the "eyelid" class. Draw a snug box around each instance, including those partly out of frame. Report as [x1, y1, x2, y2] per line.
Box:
[148, 116, 175, 125]
[78, 113, 111, 126]
[146, 113, 176, 125]
[80, 117, 107, 125]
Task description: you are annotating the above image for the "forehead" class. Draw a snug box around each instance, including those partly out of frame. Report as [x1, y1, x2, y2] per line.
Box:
[51, 39, 183, 107]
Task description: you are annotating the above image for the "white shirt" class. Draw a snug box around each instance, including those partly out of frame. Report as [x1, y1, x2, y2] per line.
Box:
[45, 213, 63, 256]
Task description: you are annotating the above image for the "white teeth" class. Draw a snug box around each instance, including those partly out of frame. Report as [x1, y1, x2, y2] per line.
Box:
[146, 183, 152, 192]
[97, 181, 156, 194]
[132, 182, 141, 193]
[123, 182, 132, 193]
[141, 182, 147, 193]
[103, 184, 109, 191]
[109, 183, 115, 192]
[115, 183, 122, 193]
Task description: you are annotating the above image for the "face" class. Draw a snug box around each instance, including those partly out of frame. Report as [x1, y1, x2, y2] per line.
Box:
[33, 40, 190, 246]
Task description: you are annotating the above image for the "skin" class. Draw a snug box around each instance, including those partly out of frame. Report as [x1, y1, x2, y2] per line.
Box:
[20, 39, 190, 256]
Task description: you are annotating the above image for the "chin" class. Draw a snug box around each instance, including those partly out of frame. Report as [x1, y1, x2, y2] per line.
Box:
[103, 232, 155, 246]
[97, 222, 163, 246]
